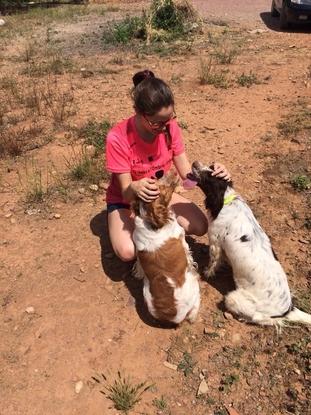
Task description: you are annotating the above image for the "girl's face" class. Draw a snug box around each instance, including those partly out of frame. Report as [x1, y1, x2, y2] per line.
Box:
[141, 105, 176, 134]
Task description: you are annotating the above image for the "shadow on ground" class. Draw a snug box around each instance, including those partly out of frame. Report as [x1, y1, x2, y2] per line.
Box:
[260, 11, 311, 33]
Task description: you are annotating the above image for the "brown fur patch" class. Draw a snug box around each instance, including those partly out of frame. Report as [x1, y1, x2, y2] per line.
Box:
[138, 236, 187, 321]
[131, 171, 179, 230]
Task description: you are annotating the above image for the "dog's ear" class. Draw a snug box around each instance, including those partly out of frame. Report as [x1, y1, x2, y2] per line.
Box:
[131, 199, 140, 217]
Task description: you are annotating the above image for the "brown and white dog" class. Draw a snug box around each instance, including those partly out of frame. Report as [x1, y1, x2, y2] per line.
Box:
[132, 172, 200, 325]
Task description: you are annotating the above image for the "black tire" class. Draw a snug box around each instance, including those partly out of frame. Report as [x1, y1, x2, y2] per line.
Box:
[280, 4, 290, 30]
[271, 0, 279, 17]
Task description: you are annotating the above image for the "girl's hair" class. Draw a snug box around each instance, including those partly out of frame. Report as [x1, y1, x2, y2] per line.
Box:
[132, 69, 174, 115]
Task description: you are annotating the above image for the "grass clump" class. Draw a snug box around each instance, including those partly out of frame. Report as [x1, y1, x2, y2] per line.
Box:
[199, 58, 229, 89]
[177, 352, 196, 377]
[98, 372, 152, 414]
[278, 102, 311, 138]
[103, 0, 200, 45]
[78, 119, 111, 154]
[152, 395, 168, 411]
[236, 72, 259, 87]
[213, 44, 238, 64]
[65, 146, 106, 184]
[290, 175, 311, 192]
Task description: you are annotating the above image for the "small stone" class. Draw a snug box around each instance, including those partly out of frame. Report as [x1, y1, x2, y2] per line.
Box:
[0, 19, 5, 26]
[10, 218, 16, 224]
[25, 208, 39, 216]
[5, 212, 12, 218]
[232, 333, 242, 344]
[25, 306, 35, 314]
[248, 28, 266, 34]
[197, 379, 208, 396]
[78, 188, 86, 194]
[54, 213, 61, 219]
[86, 145, 96, 157]
[199, 373, 205, 380]
[75, 380, 83, 394]
[163, 361, 177, 371]
[81, 68, 94, 78]
[294, 368, 301, 375]
[80, 266, 85, 273]
[89, 184, 99, 192]
[224, 311, 234, 320]
[99, 182, 109, 191]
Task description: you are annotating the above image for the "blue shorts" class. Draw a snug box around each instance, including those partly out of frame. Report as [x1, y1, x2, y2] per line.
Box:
[107, 202, 130, 213]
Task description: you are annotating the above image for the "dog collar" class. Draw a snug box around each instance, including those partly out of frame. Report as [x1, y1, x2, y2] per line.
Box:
[223, 194, 236, 206]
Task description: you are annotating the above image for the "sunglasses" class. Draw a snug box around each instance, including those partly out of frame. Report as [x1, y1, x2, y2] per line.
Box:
[143, 111, 177, 129]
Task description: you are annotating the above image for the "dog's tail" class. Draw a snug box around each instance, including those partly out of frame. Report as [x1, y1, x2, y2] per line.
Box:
[283, 307, 311, 325]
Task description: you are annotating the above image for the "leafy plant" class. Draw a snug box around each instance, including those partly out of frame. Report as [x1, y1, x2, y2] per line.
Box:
[290, 175, 311, 192]
[177, 352, 196, 377]
[236, 72, 259, 87]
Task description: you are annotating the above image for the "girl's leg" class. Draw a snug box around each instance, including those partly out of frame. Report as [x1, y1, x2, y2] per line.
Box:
[170, 192, 208, 236]
[107, 208, 136, 262]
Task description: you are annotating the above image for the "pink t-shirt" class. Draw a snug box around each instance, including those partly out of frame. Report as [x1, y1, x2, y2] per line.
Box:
[105, 116, 184, 204]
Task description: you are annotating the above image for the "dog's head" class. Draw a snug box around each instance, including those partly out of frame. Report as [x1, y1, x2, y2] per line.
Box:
[187, 161, 233, 219]
[132, 171, 179, 229]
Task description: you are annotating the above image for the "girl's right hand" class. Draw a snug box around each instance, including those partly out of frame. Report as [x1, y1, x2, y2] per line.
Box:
[131, 178, 160, 202]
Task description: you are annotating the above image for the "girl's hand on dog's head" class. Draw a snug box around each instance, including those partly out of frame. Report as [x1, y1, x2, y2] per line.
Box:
[212, 162, 231, 181]
[131, 178, 160, 202]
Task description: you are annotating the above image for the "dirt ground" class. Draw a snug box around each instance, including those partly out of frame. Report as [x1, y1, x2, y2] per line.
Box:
[0, 1, 311, 415]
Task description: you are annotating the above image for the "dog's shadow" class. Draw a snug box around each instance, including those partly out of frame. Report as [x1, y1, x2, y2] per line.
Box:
[90, 210, 177, 329]
[186, 236, 236, 311]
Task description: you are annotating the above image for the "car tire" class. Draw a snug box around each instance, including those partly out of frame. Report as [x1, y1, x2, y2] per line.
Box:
[271, 0, 279, 17]
[280, 4, 290, 29]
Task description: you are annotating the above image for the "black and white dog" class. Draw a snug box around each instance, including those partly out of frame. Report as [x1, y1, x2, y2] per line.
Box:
[189, 161, 311, 327]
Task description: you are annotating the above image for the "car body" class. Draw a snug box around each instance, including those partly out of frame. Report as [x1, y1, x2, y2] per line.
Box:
[271, 0, 311, 29]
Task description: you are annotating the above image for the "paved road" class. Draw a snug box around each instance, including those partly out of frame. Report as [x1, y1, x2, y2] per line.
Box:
[192, 0, 272, 22]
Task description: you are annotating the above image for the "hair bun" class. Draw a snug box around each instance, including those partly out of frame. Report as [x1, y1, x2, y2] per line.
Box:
[132, 69, 155, 87]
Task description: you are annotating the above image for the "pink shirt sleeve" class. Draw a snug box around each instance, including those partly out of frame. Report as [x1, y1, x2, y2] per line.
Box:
[106, 130, 131, 173]
[169, 119, 185, 157]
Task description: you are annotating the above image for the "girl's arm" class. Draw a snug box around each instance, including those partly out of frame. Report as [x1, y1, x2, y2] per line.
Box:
[173, 152, 191, 180]
[173, 152, 231, 181]
[115, 173, 159, 203]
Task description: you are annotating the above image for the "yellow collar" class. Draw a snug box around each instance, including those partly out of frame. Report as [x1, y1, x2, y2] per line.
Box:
[223, 194, 236, 206]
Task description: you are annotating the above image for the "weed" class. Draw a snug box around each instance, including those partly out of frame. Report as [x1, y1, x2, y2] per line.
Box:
[78, 119, 111, 154]
[152, 395, 168, 410]
[219, 373, 239, 392]
[178, 120, 188, 130]
[214, 44, 238, 64]
[65, 146, 106, 184]
[304, 217, 311, 229]
[0, 128, 23, 157]
[278, 102, 311, 137]
[236, 72, 259, 87]
[199, 58, 229, 89]
[42, 78, 75, 124]
[290, 175, 311, 192]
[109, 56, 124, 65]
[99, 371, 152, 413]
[18, 158, 50, 204]
[177, 352, 196, 377]
[103, 15, 146, 44]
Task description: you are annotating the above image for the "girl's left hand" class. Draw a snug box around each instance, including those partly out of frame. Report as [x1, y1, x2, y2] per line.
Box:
[211, 163, 231, 181]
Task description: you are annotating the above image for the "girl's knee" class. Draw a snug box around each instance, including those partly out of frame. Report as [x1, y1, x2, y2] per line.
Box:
[191, 218, 208, 237]
[114, 245, 136, 262]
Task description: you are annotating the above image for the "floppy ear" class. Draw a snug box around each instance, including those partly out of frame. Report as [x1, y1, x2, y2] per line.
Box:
[131, 199, 141, 217]
[158, 183, 176, 207]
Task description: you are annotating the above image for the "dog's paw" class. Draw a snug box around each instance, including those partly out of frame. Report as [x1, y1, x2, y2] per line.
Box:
[132, 262, 144, 280]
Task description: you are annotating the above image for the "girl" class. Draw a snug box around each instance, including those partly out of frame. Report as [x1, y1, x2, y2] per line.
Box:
[106, 70, 231, 261]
